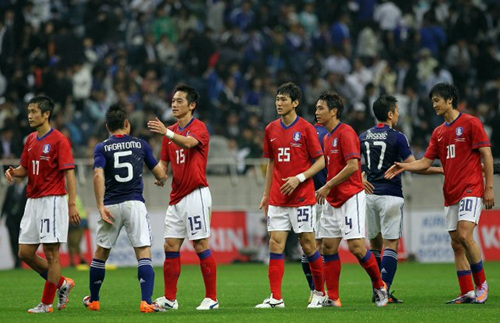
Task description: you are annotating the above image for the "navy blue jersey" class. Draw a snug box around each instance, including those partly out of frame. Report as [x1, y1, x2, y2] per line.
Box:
[359, 124, 412, 197]
[313, 124, 328, 190]
[94, 134, 158, 205]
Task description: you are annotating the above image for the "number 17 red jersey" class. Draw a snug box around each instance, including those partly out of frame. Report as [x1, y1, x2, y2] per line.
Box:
[263, 117, 323, 207]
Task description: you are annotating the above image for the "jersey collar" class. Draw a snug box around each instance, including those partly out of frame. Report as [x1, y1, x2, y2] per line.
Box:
[445, 112, 462, 127]
[328, 122, 342, 136]
[377, 123, 390, 129]
[37, 127, 54, 141]
[280, 116, 300, 129]
[179, 117, 195, 131]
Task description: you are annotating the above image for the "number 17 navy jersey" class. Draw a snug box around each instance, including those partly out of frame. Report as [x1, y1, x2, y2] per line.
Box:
[94, 134, 158, 205]
[360, 124, 412, 198]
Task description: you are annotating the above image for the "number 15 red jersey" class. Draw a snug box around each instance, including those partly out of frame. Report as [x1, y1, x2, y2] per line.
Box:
[263, 117, 323, 207]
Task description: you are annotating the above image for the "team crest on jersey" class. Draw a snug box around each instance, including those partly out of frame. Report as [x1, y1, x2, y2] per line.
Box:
[456, 127, 464, 137]
[293, 131, 302, 141]
[43, 144, 51, 154]
[333, 138, 338, 147]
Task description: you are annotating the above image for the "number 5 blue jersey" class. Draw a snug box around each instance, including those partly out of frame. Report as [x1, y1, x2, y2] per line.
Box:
[94, 134, 159, 205]
[359, 124, 412, 197]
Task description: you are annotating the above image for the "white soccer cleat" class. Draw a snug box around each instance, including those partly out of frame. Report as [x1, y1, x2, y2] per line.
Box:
[155, 296, 179, 310]
[476, 281, 488, 304]
[28, 302, 54, 313]
[374, 284, 389, 307]
[307, 290, 326, 308]
[196, 297, 219, 310]
[255, 294, 285, 308]
[57, 277, 75, 310]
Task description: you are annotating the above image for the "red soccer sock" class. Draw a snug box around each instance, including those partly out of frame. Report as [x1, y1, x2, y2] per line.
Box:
[198, 250, 217, 301]
[269, 253, 285, 300]
[57, 276, 65, 288]
[307, 251, 325, 294]
[324, 254, 341, 300]
[457, 270, 475, 295]
[163, 252, 181, 300]
[41, 280, 58, 305]
[470, 261, 486, 287]
[358, 250, 384, 289]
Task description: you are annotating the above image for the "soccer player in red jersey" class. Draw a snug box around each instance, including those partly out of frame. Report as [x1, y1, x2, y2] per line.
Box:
[4, 96, 80, 313]
[148, 84, 218, 311]
[315, 91, 388, 307]
[255, 82, 326, 308]
[386, 83, 495, 304]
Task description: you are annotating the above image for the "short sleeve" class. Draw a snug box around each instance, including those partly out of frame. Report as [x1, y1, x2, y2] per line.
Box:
[263, 125, 272, 158]
[160, 136, 171, 162]
[20, 136, 31, 169]
[187, 123, 209, 147]
[58, 136, 75, 170]
[424, 128, 439, 160]
[93, 143, 106, 169]
[397, 132, 413, 161]
[342, 127, 361, 162]
[142, 140, 159, 170]
[470, 118, 491, 149]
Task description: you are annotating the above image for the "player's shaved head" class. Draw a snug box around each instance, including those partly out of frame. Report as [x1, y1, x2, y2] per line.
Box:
[277, 82, 302, 105]
[28, 96, 54, 120]
[429, 83, 459, 109]
[318, 91, 344, 119]
[373, 94, 398, 122]
[106, 103, 128, 131]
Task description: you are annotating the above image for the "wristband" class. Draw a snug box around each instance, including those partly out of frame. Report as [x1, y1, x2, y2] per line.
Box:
[296, 173, 306, 183]
[165, 128, 174, 139]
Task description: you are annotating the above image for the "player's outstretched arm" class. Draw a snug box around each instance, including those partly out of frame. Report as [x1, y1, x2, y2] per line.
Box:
[147, 117, 199, 149]
[403, 156, 443, 175]
[93, 168, 114, 224]
[259, 159, 274, 217]
[152, 161, 168, 187]
[479, 147, 495, 209]
[385, 157, 433, 179]
[65, 169, 81, 225]
[281, 155, 325, 196]
[4, 165, 28, 184]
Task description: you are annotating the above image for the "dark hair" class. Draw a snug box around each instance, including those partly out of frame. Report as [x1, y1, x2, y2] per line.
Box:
[174, 83, 199, 109]
[318, 91, 344, 119]
[373, 94, 398, 122]
[28, 96, 54, 120]
[429, 83, 459, 109]
[106, 103, 128, 132]
[277, 82, 302, 105]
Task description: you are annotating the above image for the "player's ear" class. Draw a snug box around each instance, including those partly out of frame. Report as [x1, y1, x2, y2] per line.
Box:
[292, 100, 299, 109]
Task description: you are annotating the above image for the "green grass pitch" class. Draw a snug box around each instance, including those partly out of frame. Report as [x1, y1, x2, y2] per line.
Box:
[0, 262, 498, 322]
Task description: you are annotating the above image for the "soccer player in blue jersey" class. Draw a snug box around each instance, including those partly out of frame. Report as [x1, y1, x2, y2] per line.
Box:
[360, 95, 442, 303]
[83, 104, 167, 313]
[301, 121, 328, 302]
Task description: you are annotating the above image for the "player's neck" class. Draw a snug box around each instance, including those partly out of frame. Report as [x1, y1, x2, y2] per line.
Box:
[325, 118, 340, 132]
[112, 130, 128, 136]
[380, 121, 392, 128]
[178, 114, 194, 128]
[36, 122, 51, 137]
[281, 111, 298, 126]
[443, 108, 460, 124]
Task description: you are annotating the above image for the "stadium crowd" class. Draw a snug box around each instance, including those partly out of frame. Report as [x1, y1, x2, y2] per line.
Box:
[0, 0, 499, 167]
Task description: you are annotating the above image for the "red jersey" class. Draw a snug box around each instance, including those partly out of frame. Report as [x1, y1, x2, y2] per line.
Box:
[161, 118, 209, 205]
[263, 117, 323, 207]
[324, 123, 364, 208]
[20, 128, 75, 198]
[424, 113, 490, 206]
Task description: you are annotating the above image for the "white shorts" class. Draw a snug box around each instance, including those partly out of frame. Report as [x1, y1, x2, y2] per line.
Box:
[315, 202, 325, 239]
[366, 195, 404, 240]
[319, 191, 366, 240]
[96, 200, 152, 248]
[19, 196, 69, 244]
[268, 205, 316, 233]
[165, 187, 212, 241]
[445, 197, 483, 231]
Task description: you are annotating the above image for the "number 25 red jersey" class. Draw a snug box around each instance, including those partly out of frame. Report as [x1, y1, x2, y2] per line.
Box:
[263, 117, 323, 207]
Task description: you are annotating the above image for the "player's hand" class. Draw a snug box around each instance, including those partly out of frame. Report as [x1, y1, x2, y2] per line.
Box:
[147, 117, 167, 135]
[483, 187, 495, 210]
[69, 204, 81, 225]
[385, 162, 406, 179]
[155, 175, 168, 187]
[316, 183, 331, 205]
[280, 176, 300, 195]
[4, 166, 15, 184]
[259, 195, 270, 217]
[361, 171, 375, 194]
[99, 206, 115, 225]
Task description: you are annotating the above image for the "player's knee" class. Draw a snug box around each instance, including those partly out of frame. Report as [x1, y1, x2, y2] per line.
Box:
[18, 249, 33, 262]
[348, 243, 365, 258]
[269, 238, 285, 253]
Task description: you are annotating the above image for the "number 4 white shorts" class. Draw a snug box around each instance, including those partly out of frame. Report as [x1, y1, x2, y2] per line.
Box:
[319, 191, 366, 240]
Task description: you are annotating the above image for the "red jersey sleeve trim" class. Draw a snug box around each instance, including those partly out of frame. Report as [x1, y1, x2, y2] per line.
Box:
[344, 152, 361, 160]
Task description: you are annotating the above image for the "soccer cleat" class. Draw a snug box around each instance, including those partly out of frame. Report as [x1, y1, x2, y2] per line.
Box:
[374, 283, 389, 307]
[196, 298, 219, 310]
[388, 291, 404, 304]
[307, 291, 326, 308]
[255, 294, 285, 308]
[155, 296, 179, 310]
[57, 277, 75, 310]
[322, 297, 342, 307]
[476, 281, 488, 304]
[28, 302, 54, 313]
[83, 295, 100, 311]
[140, 301, 166, 313]
[308, 290, 314, 304]
[445, 291, 477, 304]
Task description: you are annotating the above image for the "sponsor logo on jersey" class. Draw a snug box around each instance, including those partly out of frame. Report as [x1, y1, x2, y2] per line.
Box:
[43, 144, 51, 154]
[456, 127, 464, 137]
[293, 131, 302, 141]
